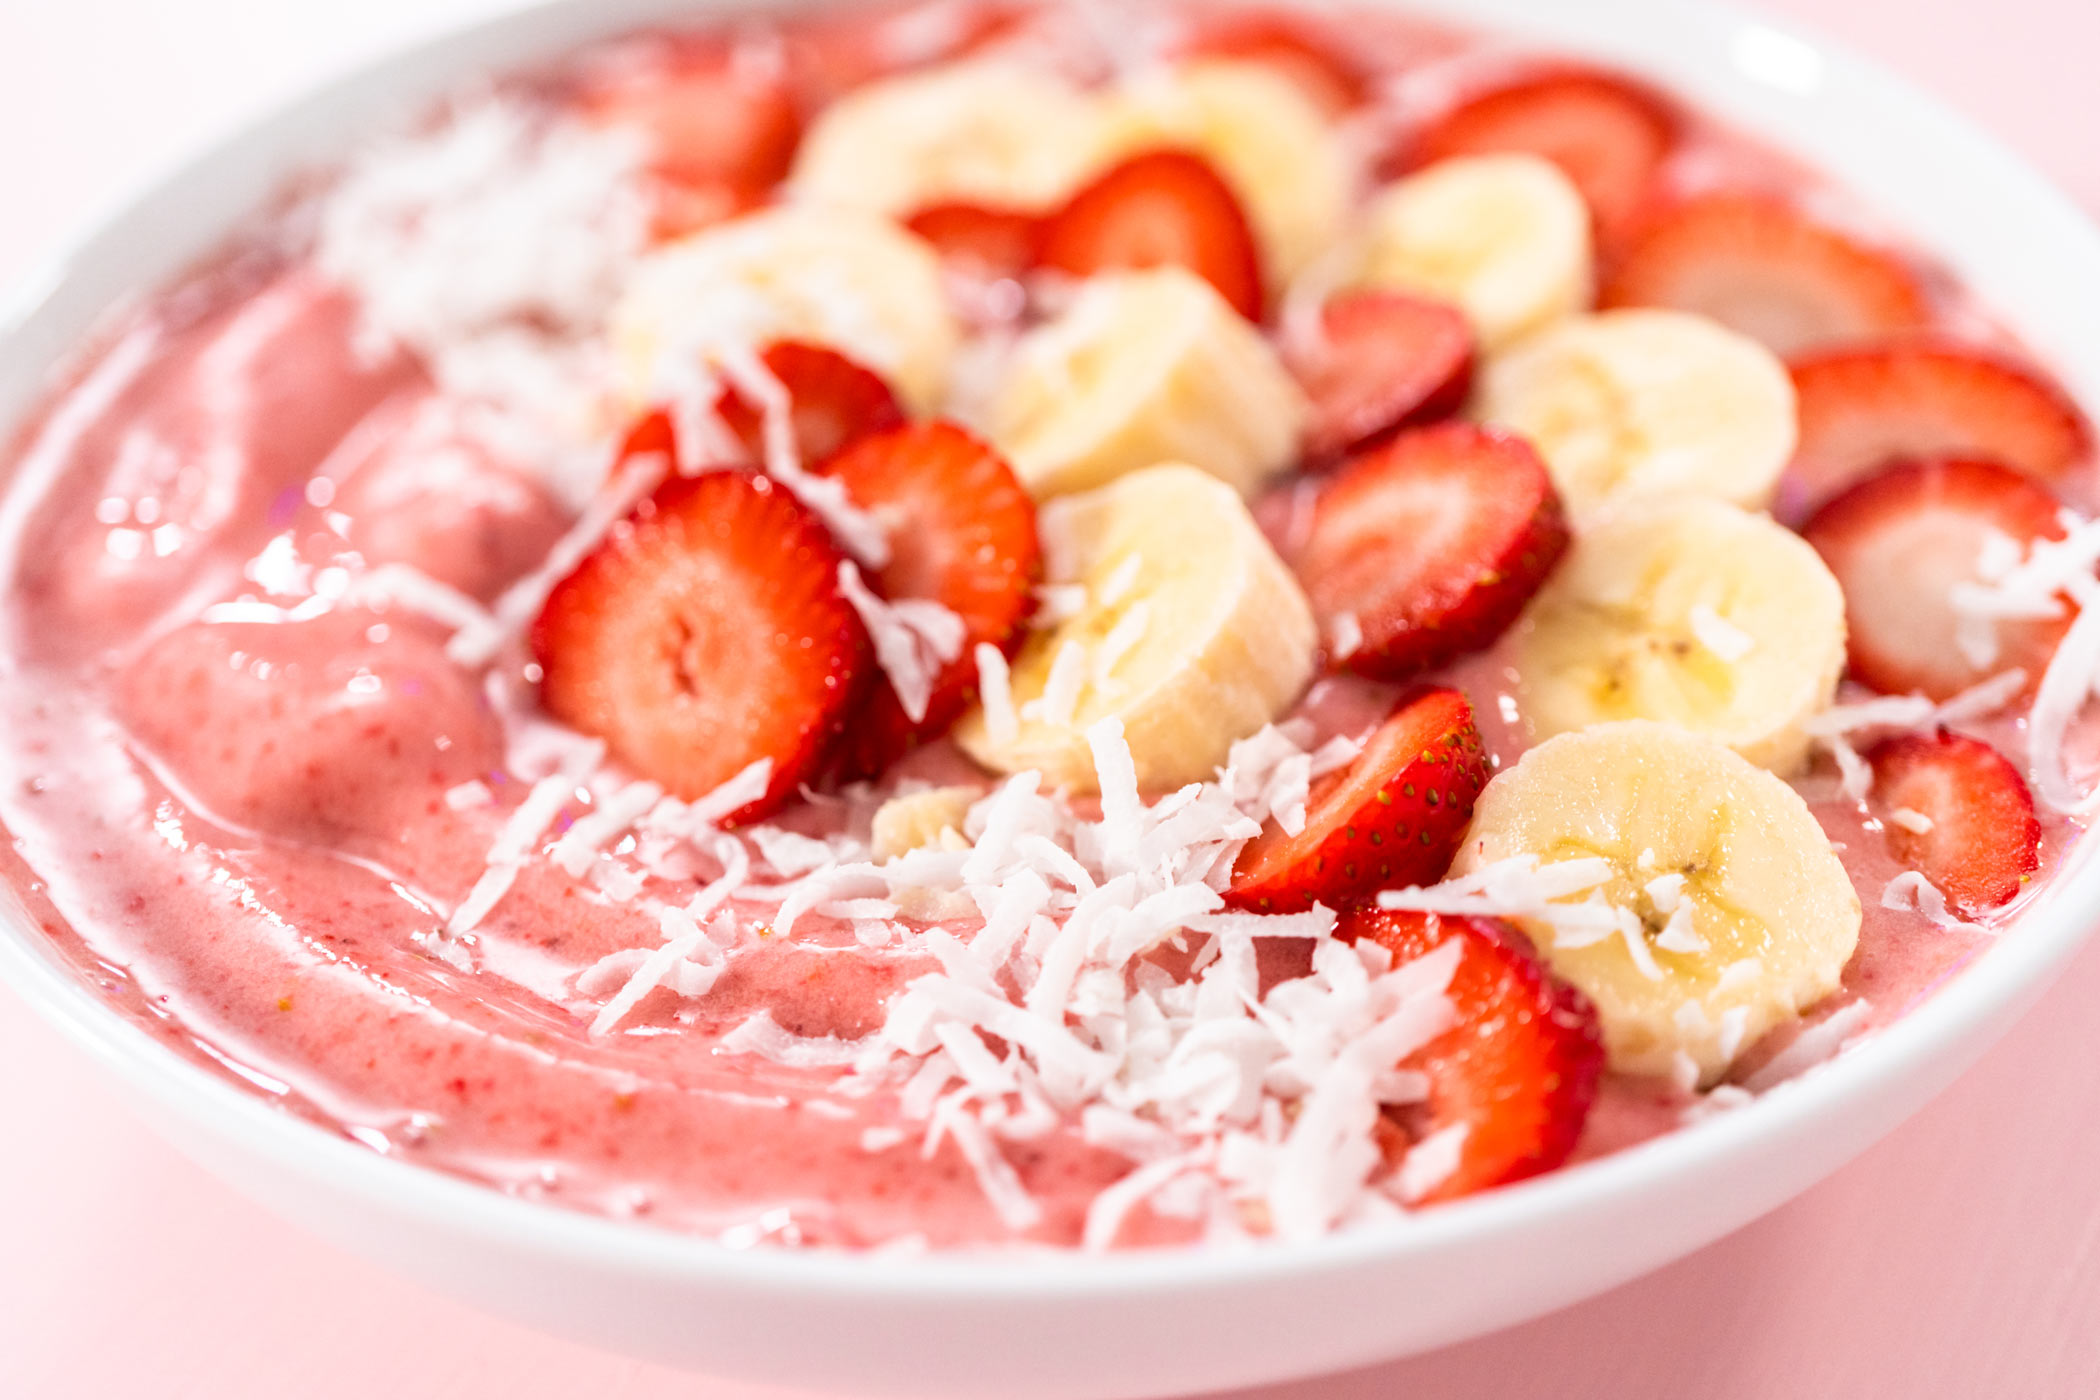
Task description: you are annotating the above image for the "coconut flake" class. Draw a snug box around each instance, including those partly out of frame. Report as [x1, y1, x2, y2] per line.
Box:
[1882, 871, 1990, 934]
[838, 561, 967, 724]
[1687, 603, 1755, 662]
[1024, 638, 1089, 728]
[721, 1010, 870, 1067]
[1742, 999, 1874, 1091]
[1393, 1122, 1469, 1203]
[974, 642, 1019, 748]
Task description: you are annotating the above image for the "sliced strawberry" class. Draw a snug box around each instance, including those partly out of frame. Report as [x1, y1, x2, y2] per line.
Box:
[1602, 193, 1931, 356]
[714, 341, 907, 471]
[1801, 458, 2071, 700]
[818, 422, 1040, 776]
[1288, 290, 1475, 469]
[1228, 687, 1489, 913]
[1343, 907, 1604, 1204]
[580, 49, 801, 239]
[1409, 68, 1677, 244]
[1783, 343, 2093, 522]
[1869, 729, 2041, 917]
[1038, 149, 1265, 320]
[1295, 424, 1569, 678]
[1174, 10, 1374, 115]
[904, 202, 1045, 281]
[533, 470, 868, 823]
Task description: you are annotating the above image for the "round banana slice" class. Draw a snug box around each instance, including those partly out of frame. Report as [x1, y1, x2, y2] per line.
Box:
[1514, 497, 1846, 775]
[1474, 307, 1796, 521]
[610, 205, 956, 414]
[984, 266, 1306, 500]
[1352, 154, 1591, 351]
[790, 61, 1115, 216]
[1097, 59, 1355, 286]
[954, 463, 1316, 792]
[1454, 721, 1861, 1084]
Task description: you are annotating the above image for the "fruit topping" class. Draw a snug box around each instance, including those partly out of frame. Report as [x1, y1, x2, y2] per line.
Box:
[1476, 307, 1796, 521]
[817, 422, 1040, 775]
[1355, 153, 1592, 351]
[1039, 148, 1267, 320]
[904, 201, 1046, 280]
[1229, 686, 1489, 913]
[1173, 10, 1374, 115]
[1343, 907, 1603, 1203]
[1295, 424, 1568, 678]
[1408, 68, 1676, 245]
[1286, 290, 1475, 470]
[713, 340, 907, 470]
[533, 469, 868, 823]
[1869, 729, 2041, 917]
[1516, 496, 1846, 775]
[955, 463, 1315, 792]
[1784, 343, 2093, 521]
[1802, 457, 2072, 700]
[1446, 721, 1862, 1083]
[579, 47, 802, 237]
[1602, 192, 1931, 356]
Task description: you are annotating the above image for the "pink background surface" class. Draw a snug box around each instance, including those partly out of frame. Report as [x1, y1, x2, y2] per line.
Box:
[4, 1, 2099, 1395]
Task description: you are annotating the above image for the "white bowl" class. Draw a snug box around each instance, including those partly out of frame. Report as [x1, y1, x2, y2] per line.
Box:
[4, 2, 2099, 1396]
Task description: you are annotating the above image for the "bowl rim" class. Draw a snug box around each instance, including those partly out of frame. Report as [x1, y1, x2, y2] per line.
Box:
[4, 0, 2099, 1302]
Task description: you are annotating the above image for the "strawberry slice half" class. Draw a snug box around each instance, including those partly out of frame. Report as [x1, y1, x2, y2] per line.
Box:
[1408, 68, 1677, 245]
[1038, 149, 1266, 320]
[1174, 10, 1374, 115]
[1343, 906, 1604, 1205]
[1802, 458, 2071, 700]
[579, 49, 802, 240]
[818, 422, 1040, 776]
[714, 340, 907, 471]
[533, 470, 868, 823]
[1869, 729, 2041, 917]
[1602, 192, 1931, 357]
[904, 202, 1046, 281]
[1295, 424, 1570, 678]
[1227, 686, 1489, 913]
[1288, 290, 1475, 470]
[1783, 343, 2093, 522]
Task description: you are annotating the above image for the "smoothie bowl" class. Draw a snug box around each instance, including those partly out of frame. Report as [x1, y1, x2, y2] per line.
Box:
[5, 0, 2100, 1394]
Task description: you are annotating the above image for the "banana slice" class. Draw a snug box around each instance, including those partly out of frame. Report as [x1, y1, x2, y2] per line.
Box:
[954, 463, 1315, 791]
[611, 205, 956, 413]
[1474, 308, 1796, 521]
[1454, 721, 1861, 1084]
[1097, 59, 1355, 286]
[871, 785, 977, 861]
[1352, 154, 1591, 351]
[791, 61, 1114, 216]
[983, 267, 1306, 500]
[1514, 497, 1845, 775]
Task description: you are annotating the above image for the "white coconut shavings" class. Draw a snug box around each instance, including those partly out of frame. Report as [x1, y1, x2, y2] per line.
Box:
[1378, 853, 1620, 949]
[1742, 999, 1875, 1092]
[1881, 871, 1991, 935]
[591, 836, 749, 1035]
[1082, 1148, 1211, 1251]
[1032, 583, 1089, 624]
[974, 642, 1019, 748]
[1887, 807, 1936, 835]
[2030, 600, 2100, 813]
[1328, 611, 1363, 662]
[443, 780, 493, 811]
[549, 778, 665, 878]
[1804, 668, 2030, 802]
[1023, 638, 1090, 728]
[1393, 1121, 1470, 1204]
[721, 1010, 871, 1068]
[340, 562, 499, 636]
[1687, 603, 1755, 662]
[838, 561, 967, 724]
[447, 738, 605, 937]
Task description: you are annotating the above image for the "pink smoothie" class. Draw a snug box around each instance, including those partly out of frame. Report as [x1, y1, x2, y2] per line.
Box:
[0, 0, 2086, 1252]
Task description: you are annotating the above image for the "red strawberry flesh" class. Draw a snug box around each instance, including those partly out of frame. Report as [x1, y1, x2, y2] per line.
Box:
[1344, 907, 1604, 1204]
[1410, 68, 1676, 245]
[714, 340, 906, 472]
[1227, 686, 1489, 913]
[818, 422, 1040, 776]
[1870, 729, 2041, 917]
[1039, 148, 1266, 320]
[905, 202, 1046, 281]
[1602, 192, 1930, 357]
[1296, 423, 1570, 678]
[1783, 343, 2093, 522]
[532, 469, 868, 823]
[1289, 290, 1475, 470]
[1802, 457, 2071, 700]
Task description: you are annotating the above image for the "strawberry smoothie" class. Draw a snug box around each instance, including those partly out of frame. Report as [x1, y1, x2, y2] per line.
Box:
[0, 0, 2092, 1251]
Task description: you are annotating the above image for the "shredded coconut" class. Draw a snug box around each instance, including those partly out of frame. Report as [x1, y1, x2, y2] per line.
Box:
[837, 561, 967, 724]
[1687, 603, 1755, 662]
